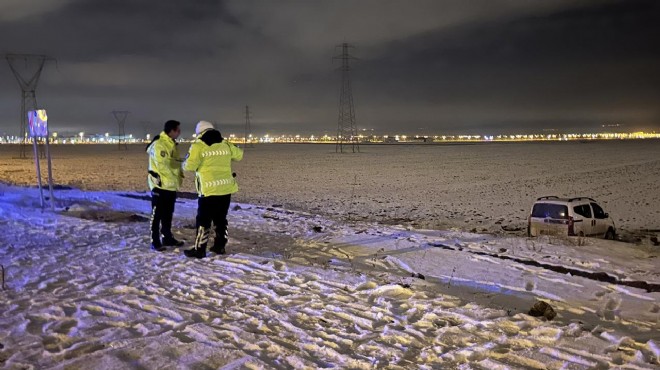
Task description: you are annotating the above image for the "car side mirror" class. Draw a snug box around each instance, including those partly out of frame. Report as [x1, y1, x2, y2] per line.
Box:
[604, 213, 609, 218]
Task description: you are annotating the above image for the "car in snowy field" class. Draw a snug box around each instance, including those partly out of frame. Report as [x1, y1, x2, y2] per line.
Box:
[528, 196, 616, 239]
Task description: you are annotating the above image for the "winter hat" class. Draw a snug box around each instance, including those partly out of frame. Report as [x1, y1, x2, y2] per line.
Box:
[195, 120, 214, 135]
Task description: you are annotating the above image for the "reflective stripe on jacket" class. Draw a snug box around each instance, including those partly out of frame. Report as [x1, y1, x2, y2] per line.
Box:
[183, 130, 243, 196]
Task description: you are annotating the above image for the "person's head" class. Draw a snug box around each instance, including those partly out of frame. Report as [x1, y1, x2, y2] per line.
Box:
[164, 120, 181, 139]
[195, 120, 214, 136]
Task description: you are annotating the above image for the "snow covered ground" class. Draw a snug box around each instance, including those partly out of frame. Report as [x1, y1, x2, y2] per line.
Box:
[1, 141, 659, 244]
[0, 185, 658, 369]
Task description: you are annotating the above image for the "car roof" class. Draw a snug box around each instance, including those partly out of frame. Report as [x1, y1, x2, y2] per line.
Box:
[535, 196, 596, 203]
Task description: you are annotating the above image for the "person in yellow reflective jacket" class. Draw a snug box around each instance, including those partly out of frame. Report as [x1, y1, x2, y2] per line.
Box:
[146, 120, 185, 251]
[183, 120, 243, 258]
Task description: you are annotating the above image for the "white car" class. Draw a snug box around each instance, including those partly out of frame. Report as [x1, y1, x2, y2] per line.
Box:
[528, 196, 616, 239]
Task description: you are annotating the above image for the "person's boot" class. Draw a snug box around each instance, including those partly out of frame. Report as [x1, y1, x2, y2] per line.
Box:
[151, 242, 166, 252]
[162, 236, 184, 247]
[185, 226, 208, 259]
[209, 244, 226, 255]
[184, 247, 205, 259]
[210, 228, 228, 255]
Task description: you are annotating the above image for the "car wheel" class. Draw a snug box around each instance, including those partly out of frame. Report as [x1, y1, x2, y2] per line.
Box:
[605, 229, 615, 240]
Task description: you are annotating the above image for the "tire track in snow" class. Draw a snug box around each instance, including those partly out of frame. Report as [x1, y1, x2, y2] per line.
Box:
[429, 242, 660, 292]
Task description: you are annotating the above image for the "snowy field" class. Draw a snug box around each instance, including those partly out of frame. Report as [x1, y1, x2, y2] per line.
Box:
[0, 142, 659, 368]
[0, 141, 659, 243]
[0, 185, 658, 369]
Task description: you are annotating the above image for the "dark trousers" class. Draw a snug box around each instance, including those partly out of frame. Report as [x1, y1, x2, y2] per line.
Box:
[194, 194, 231, 251]
[150, 188, 177, 246]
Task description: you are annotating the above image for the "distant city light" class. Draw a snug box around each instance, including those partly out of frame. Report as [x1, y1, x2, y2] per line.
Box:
[0, 130, 658, 145]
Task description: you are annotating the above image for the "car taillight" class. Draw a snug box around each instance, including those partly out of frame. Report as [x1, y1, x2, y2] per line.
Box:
[567, 216, 575, 236]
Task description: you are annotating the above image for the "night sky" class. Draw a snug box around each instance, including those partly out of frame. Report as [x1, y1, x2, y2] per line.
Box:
[1, 0, 659, 137]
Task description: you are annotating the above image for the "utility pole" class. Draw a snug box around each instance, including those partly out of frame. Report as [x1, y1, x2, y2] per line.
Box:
[333, 43, 359, 153]
[5, 54, 55, 158]
[244, 105, 254, 147]
[112, 110, 130, 150]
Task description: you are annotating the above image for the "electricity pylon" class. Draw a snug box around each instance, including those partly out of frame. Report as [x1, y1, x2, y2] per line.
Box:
[244, 105, 254, 147]
[5, 54, 55, 158]
[333, 43, 359, 153]
[112, 110, 130, 150]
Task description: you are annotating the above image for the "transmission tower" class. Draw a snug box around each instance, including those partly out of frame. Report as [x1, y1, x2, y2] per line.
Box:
[244, 105, 254, 147]
[112, 110, 130, 150]
[333, 43, 359, 153]
[5, 54, 55, 158]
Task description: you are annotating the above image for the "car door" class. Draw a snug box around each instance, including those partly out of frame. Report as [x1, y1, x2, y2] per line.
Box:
[572, 203, 593, 236]
[590, 202, 608, 236]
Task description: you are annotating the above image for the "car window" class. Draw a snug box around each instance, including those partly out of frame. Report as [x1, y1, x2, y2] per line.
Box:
[532, 203, 569, 219]
[573, 204, 592, 218]
[591, 203, 606, 219]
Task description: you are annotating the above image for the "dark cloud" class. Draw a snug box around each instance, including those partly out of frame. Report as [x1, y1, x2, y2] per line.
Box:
[357, 0, 660, 132]
[1, 0, 241, 61]
[0, 0, 658, 136]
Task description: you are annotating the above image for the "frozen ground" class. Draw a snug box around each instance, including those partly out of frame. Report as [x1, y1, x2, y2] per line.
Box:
[0, 141, 659, 244]
[0, 185, 658, 369]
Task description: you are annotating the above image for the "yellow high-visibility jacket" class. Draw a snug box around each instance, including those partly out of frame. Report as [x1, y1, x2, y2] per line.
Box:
[146, 131, 183, 191]
[183, 129, 243, 196]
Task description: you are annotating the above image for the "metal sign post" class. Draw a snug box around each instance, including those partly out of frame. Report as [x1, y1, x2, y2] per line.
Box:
[31, 129, 44, 208]
[44, 130, 55, 211]
[28, 109, 54, 210]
